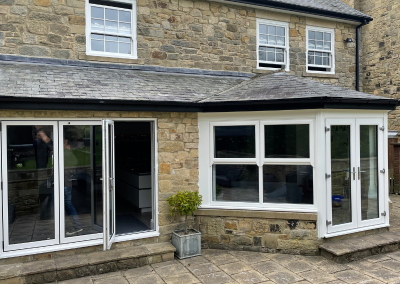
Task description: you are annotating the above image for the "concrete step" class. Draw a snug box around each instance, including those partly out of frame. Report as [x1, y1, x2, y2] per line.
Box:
[319, 231, 400, 263]
[0, 242, 176, 284]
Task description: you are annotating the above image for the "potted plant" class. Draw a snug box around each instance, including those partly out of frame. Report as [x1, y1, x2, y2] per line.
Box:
[167, 190, 202, 259]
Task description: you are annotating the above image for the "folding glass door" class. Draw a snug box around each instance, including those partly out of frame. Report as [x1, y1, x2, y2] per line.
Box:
[326, 118, 385, 234]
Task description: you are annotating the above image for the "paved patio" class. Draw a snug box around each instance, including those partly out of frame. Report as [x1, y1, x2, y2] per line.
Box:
[53, 194, 400, 284]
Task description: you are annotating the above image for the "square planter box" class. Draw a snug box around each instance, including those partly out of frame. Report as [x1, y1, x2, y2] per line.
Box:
[171, 229, 201, 259]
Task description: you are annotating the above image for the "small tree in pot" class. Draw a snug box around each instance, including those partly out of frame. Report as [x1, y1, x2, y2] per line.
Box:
[167, 190, 202, 259]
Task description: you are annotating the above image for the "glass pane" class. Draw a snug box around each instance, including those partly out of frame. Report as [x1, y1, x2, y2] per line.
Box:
[308, 30, 315, 40]
[276, 36, 285, 46]
[105, 8, 118, 21]
[276, 53, 284, 62]
[259, 50, 266, 61]
[63, 125, 103, 237]
[316, 41, 323, 50]
[268, 35, 276, 45]
[105, 35, 118, 41]
[105, 20, 118, 33]
[259, 35, 267, 44]
[263, 165, 313, 204]
[264, 125, 309, 158]
[108, 124, 114, 237]
[91, 34, 103, 40]
[91, 19, 104, 31]
[91, 39, 104, 52]
[119, 42, 131, 54]
[308, 40, 315, 49]
[316, 31, 323, 40]
[331, 125, 352, 226]
[315, 55, 322, 65]
[105, 41, 118, 53]
[119, 22, 131, 34]
[119, 10, 131, 22]
[213, 165, 259, 202]
[119, 37, 130, 43]
[7, 125, 55, 245]
[324, 42, 331, 50]
[267, 52, 275, 61]
[214, 126, 255, 158]
[277, 27, 285, 36]
[268, 25, 276, 35]
[360, 125, 379, 220]
[323, 57, 329, 66]
[308, 52, 314, 64]
[259, 24, 267, 34]
[324, 33, 331, 42]
[91, 6, 103, 19]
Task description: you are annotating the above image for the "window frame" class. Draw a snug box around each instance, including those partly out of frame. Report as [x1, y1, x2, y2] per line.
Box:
[207, 119, 316, 212]
[306, 26, 335, 74]
[85, 0, 138, 59]
[256, 19, 290, 71]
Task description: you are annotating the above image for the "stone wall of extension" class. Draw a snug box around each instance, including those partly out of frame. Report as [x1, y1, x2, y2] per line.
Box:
[194, 210, 320, 255]
[0, 0, 358, 88]
[0, 109, 198, 264]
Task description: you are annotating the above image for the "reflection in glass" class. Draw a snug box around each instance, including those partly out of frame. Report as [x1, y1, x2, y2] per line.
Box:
[360, 125, 379, 220]
[213, 165, 259, 202]
[265, 124, 309, 158]
[214, 126, 255, 158]
[63, 125, 103, 237]
[7, 125, 55, 245]
[331, 125, 352, 226]
[263, 165, 313, 204]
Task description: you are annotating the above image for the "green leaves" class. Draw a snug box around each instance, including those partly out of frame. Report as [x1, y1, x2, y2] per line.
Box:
[167, 190, 202, 218]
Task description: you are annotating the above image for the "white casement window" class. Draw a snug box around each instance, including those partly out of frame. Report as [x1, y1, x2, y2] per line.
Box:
[306, 26, 335, 74]
[205, 119, 315, 211]
[257, 19, 289, 71]
[86, 0, 137, 59]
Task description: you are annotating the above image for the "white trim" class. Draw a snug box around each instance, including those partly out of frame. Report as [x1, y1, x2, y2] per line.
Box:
[306, 26, 335, 74]
[256, 19, 290, 71]
[85, 0, 138, 59]
[324, 223, 389, 239]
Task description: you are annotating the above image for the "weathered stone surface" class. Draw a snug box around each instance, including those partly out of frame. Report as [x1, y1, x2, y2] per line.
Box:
[19, 45, 50, 56]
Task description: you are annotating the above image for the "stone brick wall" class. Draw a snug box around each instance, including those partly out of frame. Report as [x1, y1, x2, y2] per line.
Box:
[195, 210, 320, 255]
[0, 0, 358, 88]
[0, 109, 199, 247]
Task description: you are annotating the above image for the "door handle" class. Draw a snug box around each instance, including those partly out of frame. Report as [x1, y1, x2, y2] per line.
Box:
[350, 167, 356, 180]
[358, 167, 366, 180]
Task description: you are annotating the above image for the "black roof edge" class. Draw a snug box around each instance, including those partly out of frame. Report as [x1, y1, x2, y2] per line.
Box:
[224, 0, 373, 23]
[0, 54, 254, 79]
[0, 96, 396, 112]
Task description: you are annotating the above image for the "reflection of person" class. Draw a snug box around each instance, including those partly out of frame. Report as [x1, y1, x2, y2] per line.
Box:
[33, 126, 53, 169]
[64, 139, 83, 236]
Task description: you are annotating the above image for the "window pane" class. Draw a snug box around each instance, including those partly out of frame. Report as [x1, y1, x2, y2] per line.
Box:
[267, 52, 275, 61]
[316, 41, 323, 50]
[308, 30, 315, 40]
[105, 35, 117, 41]
[259, 34, 267, 44]
[308, 54, 314, 64]
[214, 126, 255, 158]
[105, 41, 118, 53]
[259, 50, 266, 61]
[105, 20, 118, 33]
[91, 34, 103, 40]
[308, 40, 315, 49]
[91, 39, 104, 51]
[119, 37, 130, 43]
[119, 10, 131, 22]
[277, 27, 285, 36]
[119, 22, 131, 34]
[324, 33, 331, 42]
[105, 8, 118, 21]
[276, 53, 284, 62]
[323, 57, 329, 66]
[91, 19, 104, 31]
[316, 31, 323, 40]
[315, 55, 322, 65]
[264, 124, 309, 158]
[213, 165, 259, 202]
[268, 35, 276, 45]
[324, 42, 331, 50]
[268, 25, 276, 35]
[119, 42, 131, 54]
[276, 36, 285, 46]
[259, 24, 267, 34]
[91, 6, 103, 19]
[263, 165, 313, 204]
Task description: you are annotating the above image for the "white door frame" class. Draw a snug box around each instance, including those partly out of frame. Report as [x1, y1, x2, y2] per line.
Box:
[59, 121, 103, 244]
[2, 121, 60, 251]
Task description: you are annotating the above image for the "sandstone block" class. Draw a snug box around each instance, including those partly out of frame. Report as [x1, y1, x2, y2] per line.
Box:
[49, 24, 69, 35]
[10, 5, 27, 16]
[68, 15, 85, 25]
[0, 0, 15, 5]
[0, 24, 17, 32]
[29, 12, 63, 23]
[53, 49, 70, 59]
[19, 45, 50, 56]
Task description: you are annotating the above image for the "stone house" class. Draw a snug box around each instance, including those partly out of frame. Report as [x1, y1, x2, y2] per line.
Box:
[0, 0, 398, 282]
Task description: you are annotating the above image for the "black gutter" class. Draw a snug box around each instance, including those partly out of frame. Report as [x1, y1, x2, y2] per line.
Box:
[356, 20, 368, 91]
[223, 0, 372, 23]
[0, 96, 396, 112]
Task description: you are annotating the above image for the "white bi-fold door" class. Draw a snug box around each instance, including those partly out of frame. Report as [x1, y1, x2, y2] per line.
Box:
[326, 118, 386, 234]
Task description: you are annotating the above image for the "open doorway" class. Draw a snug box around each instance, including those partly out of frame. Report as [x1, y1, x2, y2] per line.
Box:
[114, 121, 153, 235]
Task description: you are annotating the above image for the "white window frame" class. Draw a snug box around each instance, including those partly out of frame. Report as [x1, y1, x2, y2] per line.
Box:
[85, 0, 137, 59]
[205, 118, 316, 212]
[256, 19, 290, 71]
[306, 26, 335, 74]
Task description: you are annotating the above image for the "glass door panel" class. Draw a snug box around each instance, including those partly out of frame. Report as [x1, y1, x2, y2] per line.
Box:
[60, 122, 103, 243]
[2, 122, 59, 251]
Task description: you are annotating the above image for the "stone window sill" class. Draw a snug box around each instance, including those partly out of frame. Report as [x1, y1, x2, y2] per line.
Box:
[79, 54, 145, 65]
[302, 72, 339, 79]
[194, 208, 317, 221]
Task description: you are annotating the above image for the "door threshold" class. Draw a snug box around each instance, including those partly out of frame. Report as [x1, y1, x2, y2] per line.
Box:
[324, 223, 389, 238]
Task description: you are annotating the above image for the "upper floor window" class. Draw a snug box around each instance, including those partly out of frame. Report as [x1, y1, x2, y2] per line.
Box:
[86, 0, 137, 59]
[306, 26, 335, 74]
[257, 19, 289, 71]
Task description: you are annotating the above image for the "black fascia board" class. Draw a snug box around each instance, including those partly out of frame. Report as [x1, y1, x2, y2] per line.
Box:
[0, 96, 396, 112]
[223, 0, 372, 23]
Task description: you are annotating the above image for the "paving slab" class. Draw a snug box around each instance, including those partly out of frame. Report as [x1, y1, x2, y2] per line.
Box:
[93, 275, 129, 284]
[178, 256, 209, 267]
[299, 269, 338, 283]
[281, 260, 314, 273]
[58, 277, 93, 284]
[197, 271, 234, 284]
[334, 270, 374, 283]
[231, 270, 268, 284]
[229, 251, 270, 264]
[127, 274, 165, 284]
[219, 261, 252, 275]
[163, 272, 200, 284]
[366, 268, 400, 282]
[123, 266, 155, 279]
[152, 261, 188, 277]
[187, 263, 220, 276]
[252, 261, 285, 275]
[266, 270, 304, 284]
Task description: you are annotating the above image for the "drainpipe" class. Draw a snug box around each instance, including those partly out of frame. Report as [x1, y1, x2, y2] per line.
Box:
[356, 20, 368, 91]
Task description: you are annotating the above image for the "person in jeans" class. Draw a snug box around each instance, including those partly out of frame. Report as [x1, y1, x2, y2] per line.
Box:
[64, 138, 83, 235]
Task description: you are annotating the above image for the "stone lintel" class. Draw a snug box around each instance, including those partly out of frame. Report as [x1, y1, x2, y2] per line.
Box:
[194, 209, 317, 221]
